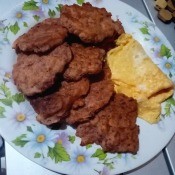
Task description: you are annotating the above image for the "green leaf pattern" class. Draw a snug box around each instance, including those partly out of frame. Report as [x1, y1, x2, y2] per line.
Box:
[9, 22, 20, 35]
[68, 135, 75, 144]
[92, 148, 107, 160]
[22, 0, 39, 10]
[48, 143, 70, 163]
[0, 106, 5, 118]
[12, 134, 28, 147]
[160, 44, 172, 58]
[0, 82, 26, 108]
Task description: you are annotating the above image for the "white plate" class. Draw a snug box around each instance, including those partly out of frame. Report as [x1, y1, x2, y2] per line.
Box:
[0, 0, 175, 174]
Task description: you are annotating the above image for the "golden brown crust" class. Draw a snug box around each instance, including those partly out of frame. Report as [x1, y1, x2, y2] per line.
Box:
[13, 18, 68, 53]
[12, 43, 72, 96]
[76, 93, 139, 154]
[63, 44, 105, 81]
[66, 79, 114, 124]
[29, 78, 90, 125]
[60, 3, 120, 43]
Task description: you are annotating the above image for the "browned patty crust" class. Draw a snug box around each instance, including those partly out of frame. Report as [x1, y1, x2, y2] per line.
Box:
[29, 78, 90, 125]
[12, 43, 72, 96]
[64, 43, 105, 81]
[76, 93, 139, 154]
[13, 18, 68, 53]
[66, 79, 114, 124]
[60, 3, 121, 43]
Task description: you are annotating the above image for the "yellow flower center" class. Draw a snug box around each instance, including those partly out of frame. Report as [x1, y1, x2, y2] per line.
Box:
[42, 0, 49, 4]
[165, 63, 172, 69]
[57, 139, 62, 144]
[16, 113, 26, 122]
[5, 72, 11, 79]
[76, 155, 85, 163]
[36, 134, 46, 143]
[16, 12, 22, 18]
[154, 37, 160, 43]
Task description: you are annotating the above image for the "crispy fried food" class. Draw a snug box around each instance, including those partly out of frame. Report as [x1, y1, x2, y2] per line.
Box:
[60, 3, 122, 43]
[96, 19, 125, 51]
[29, 78, 90, 125]
[66, 79, 114, 124]
[13, 18, 68, 53]
[64, 44, 105, 81]
[90, 62, 111, 82]
[76, 93, 139, 154]
[13, 43, 72, 96]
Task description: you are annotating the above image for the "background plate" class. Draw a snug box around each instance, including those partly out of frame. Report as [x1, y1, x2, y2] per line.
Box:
[0, 0, 175, 174]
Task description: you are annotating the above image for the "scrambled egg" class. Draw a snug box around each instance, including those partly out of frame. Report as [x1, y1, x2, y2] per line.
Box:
[107, 33, 174, 124]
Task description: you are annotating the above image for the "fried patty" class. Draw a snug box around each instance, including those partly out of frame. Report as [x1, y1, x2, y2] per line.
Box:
[60, 3, 120, 43]
[13, 43, 72, 96]
[64, 44, 105, 81]
[13, 18, 68, 53]
[66, 79, 114, 124]
[29, 78, 90, 125]
[76, 93, 139, 154]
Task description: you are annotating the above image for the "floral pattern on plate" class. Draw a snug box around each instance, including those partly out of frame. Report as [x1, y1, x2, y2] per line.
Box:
[0, 0, 175, 175]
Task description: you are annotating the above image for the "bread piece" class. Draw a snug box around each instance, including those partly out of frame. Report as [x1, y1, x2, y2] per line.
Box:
[158, 9, 172, 23]
[155, 0, 167, 10]
[167, 0, 175, 12]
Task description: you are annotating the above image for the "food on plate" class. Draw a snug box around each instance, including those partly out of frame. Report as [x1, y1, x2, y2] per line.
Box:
[107, 33, 174, 123]
[60, 2, 124, 43]
[29, 78, 90, 125]
[66, 79, 114, 125]
[12, 2, 140, 154]
[76, 93, 139, 154]
[13, 18, 68, 53]
[13, 43, 72, 96]
[64, 43, 105, 81]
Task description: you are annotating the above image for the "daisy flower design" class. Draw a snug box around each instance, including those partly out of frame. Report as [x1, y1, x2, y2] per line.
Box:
[32, 7, 45, 19]
[151, 48, 163, 60]
[65, 145, 103, 175]
[0, 67, 13, 82]
[35, 0, 58, 12]
[55, 132, 70, 149]
[147, 31, 162, 46]
[100, 166, 112, 175]
[3, 102, 36, 129]
[6, 6, 31, 26]
[24, 125, 56, 157]
[156, 57, 175, 76]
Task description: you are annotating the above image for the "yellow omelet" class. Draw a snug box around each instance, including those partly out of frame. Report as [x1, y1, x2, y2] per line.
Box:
[107, 33, 174, 124]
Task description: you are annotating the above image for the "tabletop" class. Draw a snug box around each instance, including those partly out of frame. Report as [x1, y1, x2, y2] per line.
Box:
[0, 0, 175, 175]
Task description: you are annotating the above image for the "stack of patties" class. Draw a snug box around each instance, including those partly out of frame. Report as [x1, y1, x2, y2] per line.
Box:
[12, 3, 139, 154]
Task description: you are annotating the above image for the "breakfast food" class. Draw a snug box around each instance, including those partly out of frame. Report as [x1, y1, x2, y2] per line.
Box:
[13, 43, 72, 96]
[29, 78, 90, 125]
[76, 93, 139, 154]
[12, 3, 142, 154]
[66, 79, 114, 125]
[154, 0, 175, 23]
[107, 33, 174, 123]
[13, 18, 68, 53]
[158, 9, 172, 23]
[60, 2, 124, 43]
[64, 43, 105, 81]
